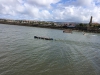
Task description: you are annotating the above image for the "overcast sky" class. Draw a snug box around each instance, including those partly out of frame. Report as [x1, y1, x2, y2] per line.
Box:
[0, 0, 100, 23]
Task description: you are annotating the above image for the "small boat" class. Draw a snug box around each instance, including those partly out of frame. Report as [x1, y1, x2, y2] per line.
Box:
[63, 29, 72, 33]
[34, 36, 53, 40]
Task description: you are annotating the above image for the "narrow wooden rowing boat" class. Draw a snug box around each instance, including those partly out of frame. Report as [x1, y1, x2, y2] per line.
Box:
[34, 36, 53, 40]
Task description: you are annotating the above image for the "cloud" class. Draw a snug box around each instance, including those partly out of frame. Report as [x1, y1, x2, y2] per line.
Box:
[62, 0, 94, 7]
[26, 0, 60, 8]
[0, 0, 25, 16]
[0, 0, 100, 23]
[74, 0, 93, 7]
[50, 0, 100, 23]
[52, 6, 90, 22]
[21, 3, 53, 20]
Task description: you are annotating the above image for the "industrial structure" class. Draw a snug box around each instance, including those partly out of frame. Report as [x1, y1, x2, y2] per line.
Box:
[89, 16, 92, 26]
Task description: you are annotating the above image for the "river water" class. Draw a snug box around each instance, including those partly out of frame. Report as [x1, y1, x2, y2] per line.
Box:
[0, 24, 100, 75]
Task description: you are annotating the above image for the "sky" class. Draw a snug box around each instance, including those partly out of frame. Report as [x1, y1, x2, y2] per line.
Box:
[0, 0, 100, 23]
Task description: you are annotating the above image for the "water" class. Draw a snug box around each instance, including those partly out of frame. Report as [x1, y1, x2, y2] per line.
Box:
[0, 24, 100, 75]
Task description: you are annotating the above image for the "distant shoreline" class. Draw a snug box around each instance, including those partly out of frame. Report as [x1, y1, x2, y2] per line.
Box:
[0, 21, 100, 33]
[0, 22, 65, 30]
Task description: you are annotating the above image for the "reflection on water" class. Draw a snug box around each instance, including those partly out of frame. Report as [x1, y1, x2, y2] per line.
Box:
[0, 24, 100, 75]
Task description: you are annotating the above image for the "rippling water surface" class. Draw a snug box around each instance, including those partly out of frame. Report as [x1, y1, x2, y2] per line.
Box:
[0, 24, 100, 75]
